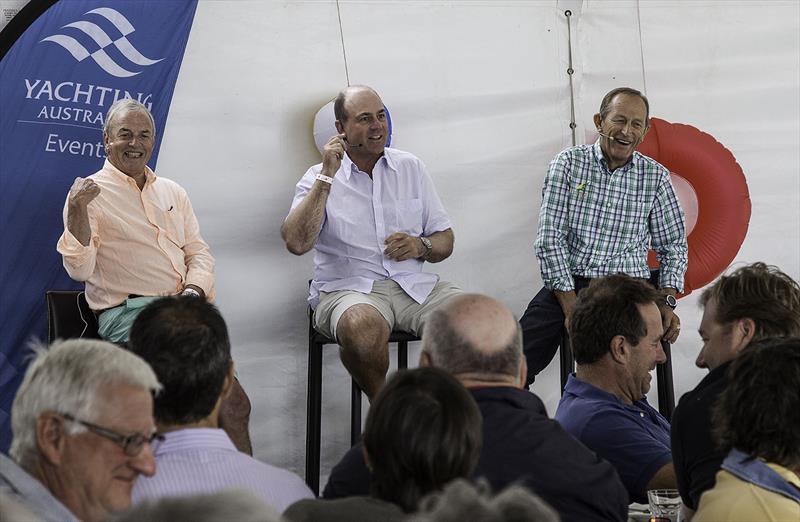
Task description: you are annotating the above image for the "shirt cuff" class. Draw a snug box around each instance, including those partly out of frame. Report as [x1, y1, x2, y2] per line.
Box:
[543, 276, 575, 292]
[185, 269, 215, 299]
[57, 229, 95, 262]
[658, 271, 685, 294]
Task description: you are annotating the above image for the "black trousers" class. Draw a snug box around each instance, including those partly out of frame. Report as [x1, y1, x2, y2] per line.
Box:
[518, 276, 593, 386]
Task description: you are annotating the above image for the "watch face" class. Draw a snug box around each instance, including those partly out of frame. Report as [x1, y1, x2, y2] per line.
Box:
[665, 294, 677, 308]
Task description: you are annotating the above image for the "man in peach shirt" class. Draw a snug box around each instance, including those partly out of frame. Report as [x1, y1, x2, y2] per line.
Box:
[56, 100, 252, 454]
[57, 99, 214, 343]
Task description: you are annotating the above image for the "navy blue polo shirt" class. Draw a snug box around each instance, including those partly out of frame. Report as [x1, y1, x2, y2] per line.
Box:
[555, 374, 672, 503]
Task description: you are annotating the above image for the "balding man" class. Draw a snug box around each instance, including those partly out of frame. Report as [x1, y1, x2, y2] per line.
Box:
[323, 293, 628, 522]
[282, 85, 459, 398]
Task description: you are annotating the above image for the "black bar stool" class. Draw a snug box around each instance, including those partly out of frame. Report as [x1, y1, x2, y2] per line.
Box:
[305, 310, 417, 495]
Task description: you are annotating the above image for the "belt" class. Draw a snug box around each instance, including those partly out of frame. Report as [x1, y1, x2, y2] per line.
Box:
[94, 294, 144, 317]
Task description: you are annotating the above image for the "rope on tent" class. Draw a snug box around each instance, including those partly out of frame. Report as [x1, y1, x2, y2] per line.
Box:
[565, 9, 577, 146]
[336, 0, 351, 86]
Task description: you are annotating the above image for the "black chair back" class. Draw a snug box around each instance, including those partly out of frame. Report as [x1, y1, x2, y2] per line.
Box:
[46, 291, 100, 343]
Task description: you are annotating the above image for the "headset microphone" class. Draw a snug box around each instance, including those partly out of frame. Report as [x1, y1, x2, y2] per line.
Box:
[596, 129, 617, 142]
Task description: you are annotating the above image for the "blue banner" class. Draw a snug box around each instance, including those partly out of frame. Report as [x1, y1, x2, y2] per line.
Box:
[0, 0, 198, 450]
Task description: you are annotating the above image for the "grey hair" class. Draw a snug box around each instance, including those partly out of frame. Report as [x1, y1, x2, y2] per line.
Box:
[423, 308, 523, 378]
[110, 489, 283, 522]
[410, 478, 560, 522]
[103, 98, 156, 136]
[9, 339, 161, 469]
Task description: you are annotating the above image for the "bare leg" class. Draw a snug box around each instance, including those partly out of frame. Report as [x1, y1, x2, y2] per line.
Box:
[336, 304, 391, 400]
[219, 377, 253, 455]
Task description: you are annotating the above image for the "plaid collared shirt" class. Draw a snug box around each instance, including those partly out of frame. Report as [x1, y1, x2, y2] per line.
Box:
[535, 141, 687, 292]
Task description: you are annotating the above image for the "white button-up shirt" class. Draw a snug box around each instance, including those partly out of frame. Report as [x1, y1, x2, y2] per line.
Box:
[290, 148, 452, 308]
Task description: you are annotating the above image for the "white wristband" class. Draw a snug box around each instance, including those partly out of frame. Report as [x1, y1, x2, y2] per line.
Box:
[315, 173, 334, 185]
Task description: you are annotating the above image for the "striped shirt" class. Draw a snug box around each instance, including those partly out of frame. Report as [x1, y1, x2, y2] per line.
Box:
[132, 428, 313, 514]
[535, 141, 687, 292]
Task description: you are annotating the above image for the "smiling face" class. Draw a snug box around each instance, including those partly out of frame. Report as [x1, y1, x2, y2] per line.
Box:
[104, 109, 154, 180]
[335, 88, 389, 164]
[623, 302, 666, 400]
[57, 384, 156, 522]
[593, 93, 649, 171]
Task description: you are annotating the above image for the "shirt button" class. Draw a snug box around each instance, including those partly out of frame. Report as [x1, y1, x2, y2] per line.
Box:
[640, 412, 645, 417]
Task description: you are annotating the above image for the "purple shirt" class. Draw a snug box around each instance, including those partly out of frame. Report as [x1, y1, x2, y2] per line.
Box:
[132, 428, 313, 514]
[290, 148, 452, 308]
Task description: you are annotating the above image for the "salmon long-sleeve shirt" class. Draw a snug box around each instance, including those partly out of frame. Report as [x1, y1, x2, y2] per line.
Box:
[57, 160, 215, 311]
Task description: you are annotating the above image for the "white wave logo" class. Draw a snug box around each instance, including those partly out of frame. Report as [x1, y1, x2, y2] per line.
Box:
[41, 7, 163, 78]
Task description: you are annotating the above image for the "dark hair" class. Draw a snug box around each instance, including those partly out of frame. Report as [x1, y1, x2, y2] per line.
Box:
[700, 262, 800, 342]
[569, 274, 662, 364]
[363, 367, 482, 512]
[424, 307, 522, 378]
[598, 87, 650, 122]
[128, 296, 231, 424]
[712, 337, 800, 469]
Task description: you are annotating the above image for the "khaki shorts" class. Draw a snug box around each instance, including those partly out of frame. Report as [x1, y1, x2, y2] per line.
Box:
[314, 279, 462, 341]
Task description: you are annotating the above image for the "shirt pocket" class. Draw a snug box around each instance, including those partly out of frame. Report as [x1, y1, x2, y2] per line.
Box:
[394, 198, 424, 236]
[158, 206, 185, 247]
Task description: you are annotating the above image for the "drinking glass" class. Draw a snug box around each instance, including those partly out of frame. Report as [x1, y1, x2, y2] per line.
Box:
[647, 489, 681, 522]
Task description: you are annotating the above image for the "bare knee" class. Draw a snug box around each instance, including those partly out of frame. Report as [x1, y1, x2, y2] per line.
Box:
[337, 305, 390, 348]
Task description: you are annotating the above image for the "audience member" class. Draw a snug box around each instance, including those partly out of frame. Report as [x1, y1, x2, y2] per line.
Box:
[112, 489, 285, 522]
[671, 262, 800, 517]
[408, 478, 559, 522]
[693, 338, 800, 521]
[127, 296, 312, 513]
[554, 274, 674, 503]
[282, 85, 460, 399]
[1, 340, 161, 522]
[323, 293, 627, 521]
[284, 367, 481, 522]
[520, 86, 687, 385]
[55, 98, 251, 454]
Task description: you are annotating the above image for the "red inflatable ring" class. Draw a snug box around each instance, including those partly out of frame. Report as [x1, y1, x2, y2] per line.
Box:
[638, 118, 751, 297]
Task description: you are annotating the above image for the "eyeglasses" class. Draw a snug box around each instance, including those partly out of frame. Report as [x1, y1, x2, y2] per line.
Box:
[62, 413, 163, 456]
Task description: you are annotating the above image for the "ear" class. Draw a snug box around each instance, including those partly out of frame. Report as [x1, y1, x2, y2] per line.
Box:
[419, 351, 432, 368]
[609, 335, 628, 364]
[36, 413, 67, 466]
[639, 121, 650, 143]
[733, 318, 757, 353]
[593, 113, 602, 130]
[334, 120, 344, 134]
[517, 358, 528, 389]
[220, 362, 235, 399]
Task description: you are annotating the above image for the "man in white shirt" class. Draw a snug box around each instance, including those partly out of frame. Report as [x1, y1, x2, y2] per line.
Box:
[282, 85, 460, 398]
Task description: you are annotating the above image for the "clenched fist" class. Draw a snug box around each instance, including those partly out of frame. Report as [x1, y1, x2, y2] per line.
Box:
[68, 177, 101, 208]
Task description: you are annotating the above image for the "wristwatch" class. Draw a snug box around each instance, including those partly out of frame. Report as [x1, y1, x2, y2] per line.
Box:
[419, 236, 433, 259]
[182, 288, 201, 298]
[664, 294, 677, 310]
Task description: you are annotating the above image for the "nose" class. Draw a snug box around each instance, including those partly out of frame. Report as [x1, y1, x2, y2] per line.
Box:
[695, 349, 707, 369]
[655, 342, 667, 364]
[130, 443, 156, 477]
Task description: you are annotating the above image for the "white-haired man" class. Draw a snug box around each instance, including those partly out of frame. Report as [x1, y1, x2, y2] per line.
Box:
[55, 99, 250, 455]
[0, 339, 161, 522]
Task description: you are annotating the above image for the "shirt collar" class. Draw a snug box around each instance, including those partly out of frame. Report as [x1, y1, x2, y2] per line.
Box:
[592, 140, 637, 174]
[340, 148, 394, 181]
[154, 428, 236, 456]
[565, 373, 650, 408]
[102, 159, 156, 186]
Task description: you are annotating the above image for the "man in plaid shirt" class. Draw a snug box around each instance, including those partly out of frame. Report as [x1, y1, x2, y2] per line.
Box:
[520, 87, 688, 385]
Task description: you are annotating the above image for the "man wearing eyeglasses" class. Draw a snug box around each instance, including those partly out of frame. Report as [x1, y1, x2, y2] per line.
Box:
[0, 339, 162, 522]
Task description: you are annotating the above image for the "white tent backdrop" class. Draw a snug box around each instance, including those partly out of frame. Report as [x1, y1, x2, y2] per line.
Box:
[151, 0, 800, 482]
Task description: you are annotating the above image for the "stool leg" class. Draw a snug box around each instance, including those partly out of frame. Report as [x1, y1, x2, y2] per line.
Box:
[398, 341, 408, 369]
[305, 335, 322, 495]
[656, 341, 675, 419]
[351, 379, 362, 446]
[559, 327, 573, 394]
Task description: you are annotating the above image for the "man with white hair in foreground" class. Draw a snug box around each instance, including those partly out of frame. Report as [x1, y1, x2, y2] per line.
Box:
[0, 339, 161, 522]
